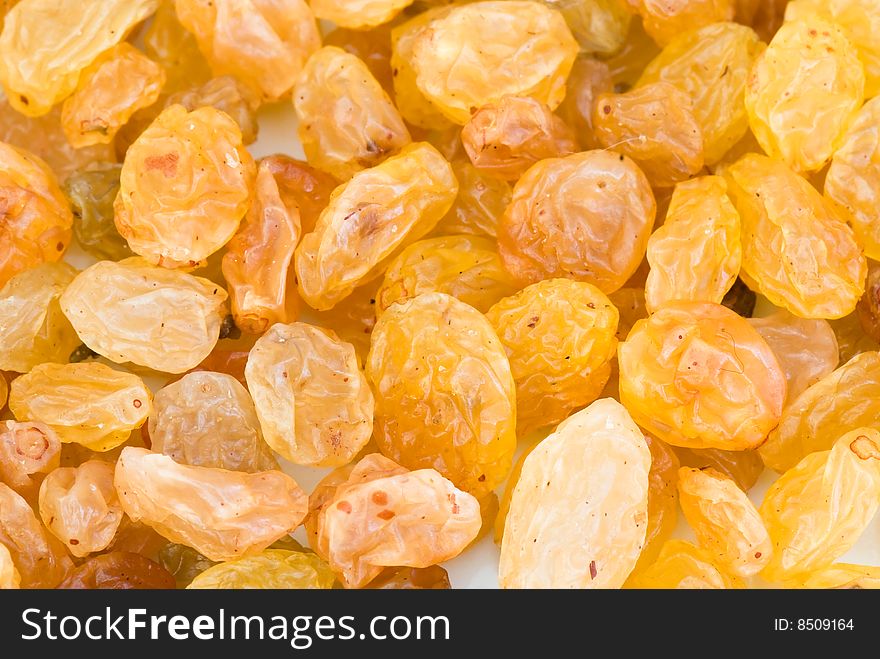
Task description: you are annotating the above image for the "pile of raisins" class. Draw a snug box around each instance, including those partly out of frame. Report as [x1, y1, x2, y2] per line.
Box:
[1, 0, 879, 590]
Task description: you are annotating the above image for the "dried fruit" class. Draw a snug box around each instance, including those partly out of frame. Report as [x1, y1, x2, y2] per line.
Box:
[674, 446, 764, 491]
[760, 428, 880, 583]
[748, 310, 839, 403]
[245, 323, 373, 467]
[310, 453, 480, 588]
[556, 57, 613, 151]
[745, 18, 865, 173]
[618, 301, 787, 450]
[0, 141, 74, 288]
[627, 539, 741, 589]
[593, 82, 704, 188]
[295, 142, 457, 311]
[499, 398, 650, 589]
[57, 552, 175, 589]
[498, 150, 656, 293]
[259, 155, 337, 236]
[603, 16, 660, 90]
[377, 235, 518, 315]
[408, 1, 578, 124]
[38, 460, 122, 557]
[310, 281, 379, 368]
[644, 176, 742, 313]
[677, 466, 771, 577]
[486, 279, 618, 434]
[222, 160, 300, 334]
[632, 435, 679, 572]
[367, 293, 516, 497]
[149, 372, 278, 473]
[460, 96, 577, 181]
[295, 46, 410, 180]
[324, 25, 394, 94]
[785, 0, 880, 98]
[825, 97, 880, 261]
[0, 482, 71, 588]
[175, 0, 321, 101]
[724, 154, 865, 319]
[543, 0, 631, 55]
[188, 549, 335, 589]
[431, 160, 511, 238]
[166, 76, 260, 145]
[0, 543, 19, 589]
[0, 262, 79, 373]
[60, 258, 228, 374]
[114, 104, 255, 268]
[64, 165, 132, 261]
[759, 351, 880, 472]
[366, 565, 451, 589]
[144, 0, 212, 95]
[0, 420, 61, 492]
[158, 543, 216, 588]
[61, 44, 165, 148]
[0, 0, 160, 115]
[637, 22, 764, 165]
[114, 447, 308, 562]
[311, 0, 412, 29]
[10, 362, 151, 452]
[792, 564, 880, 589]
[628, 0, 736, 47]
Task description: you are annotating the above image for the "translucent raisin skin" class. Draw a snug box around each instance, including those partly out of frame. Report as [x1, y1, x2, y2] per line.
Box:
[376, 235, 518, 316]
[158, 543, 216, 588]
[366, 565, 451, 589]
[759, 351, 880, 473]
[500, 399, 650, 589]
[57, 552, 175, 589]
[0, 420, 61, 493]
[259, 155, 337, 236]
[310, 281, 379, 368]
[760, 428, 880, 583]
[245, 323, 374, 467]
[745, 18, 865, 173]
[408, 1, 578, 124]
[0, 543, 19, 589]
[175, 0, 321, 102]
[677, 467, 771, 578]
[603, 17, 660, 90]
[675, 446, 764, 492]
[0, 0, 159, 116]
[636, 22, 764, 165]
[10, 362, 152, 452]
[311, 0, 412, 29]
[431, 160, 511, 238]
[187, 550, 336, 589]
[645, 176, 742, 313]
[38, 460, 122, 557]
[149, 372, 278, 473]
[294, 46, 411, 180]
[498, 150, 656, 293]
[825, 97, 880, 261]
[544, 0, 631, 55]
[59, 259, 228, 374]
[114, 105, 256, 269]
[145, 0, 212, 96]
[725, 154, 866, 320]
[114, 447, 308, 562]
[0, 263, 79, 373]
[0, 142, 73, 288]
[323, 26, 394, 95]
[786, 0, 880, 99]
[556, 57, 613, 151]
[222, 159, 301, 335]
[460, 96, 577, 181]
[748, 310, 839, 404]
[627, 539, 741, 589]
[593, 82, 704, 188]
[60, 44, 166, 148]
[295, 143, 457, 311]
[629, 435, 680, 574]
[486, 279, 618, 435]
[308, 453, 480, 589]
[619, 301, 787, 451]
[0, 482, 72, 588]
[166, 76, 260, 145]
[64, 165, 131, 262]
[367, 293, 516, 498]
[627, 0, 735, 47]
[793, 564, 880, 589]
